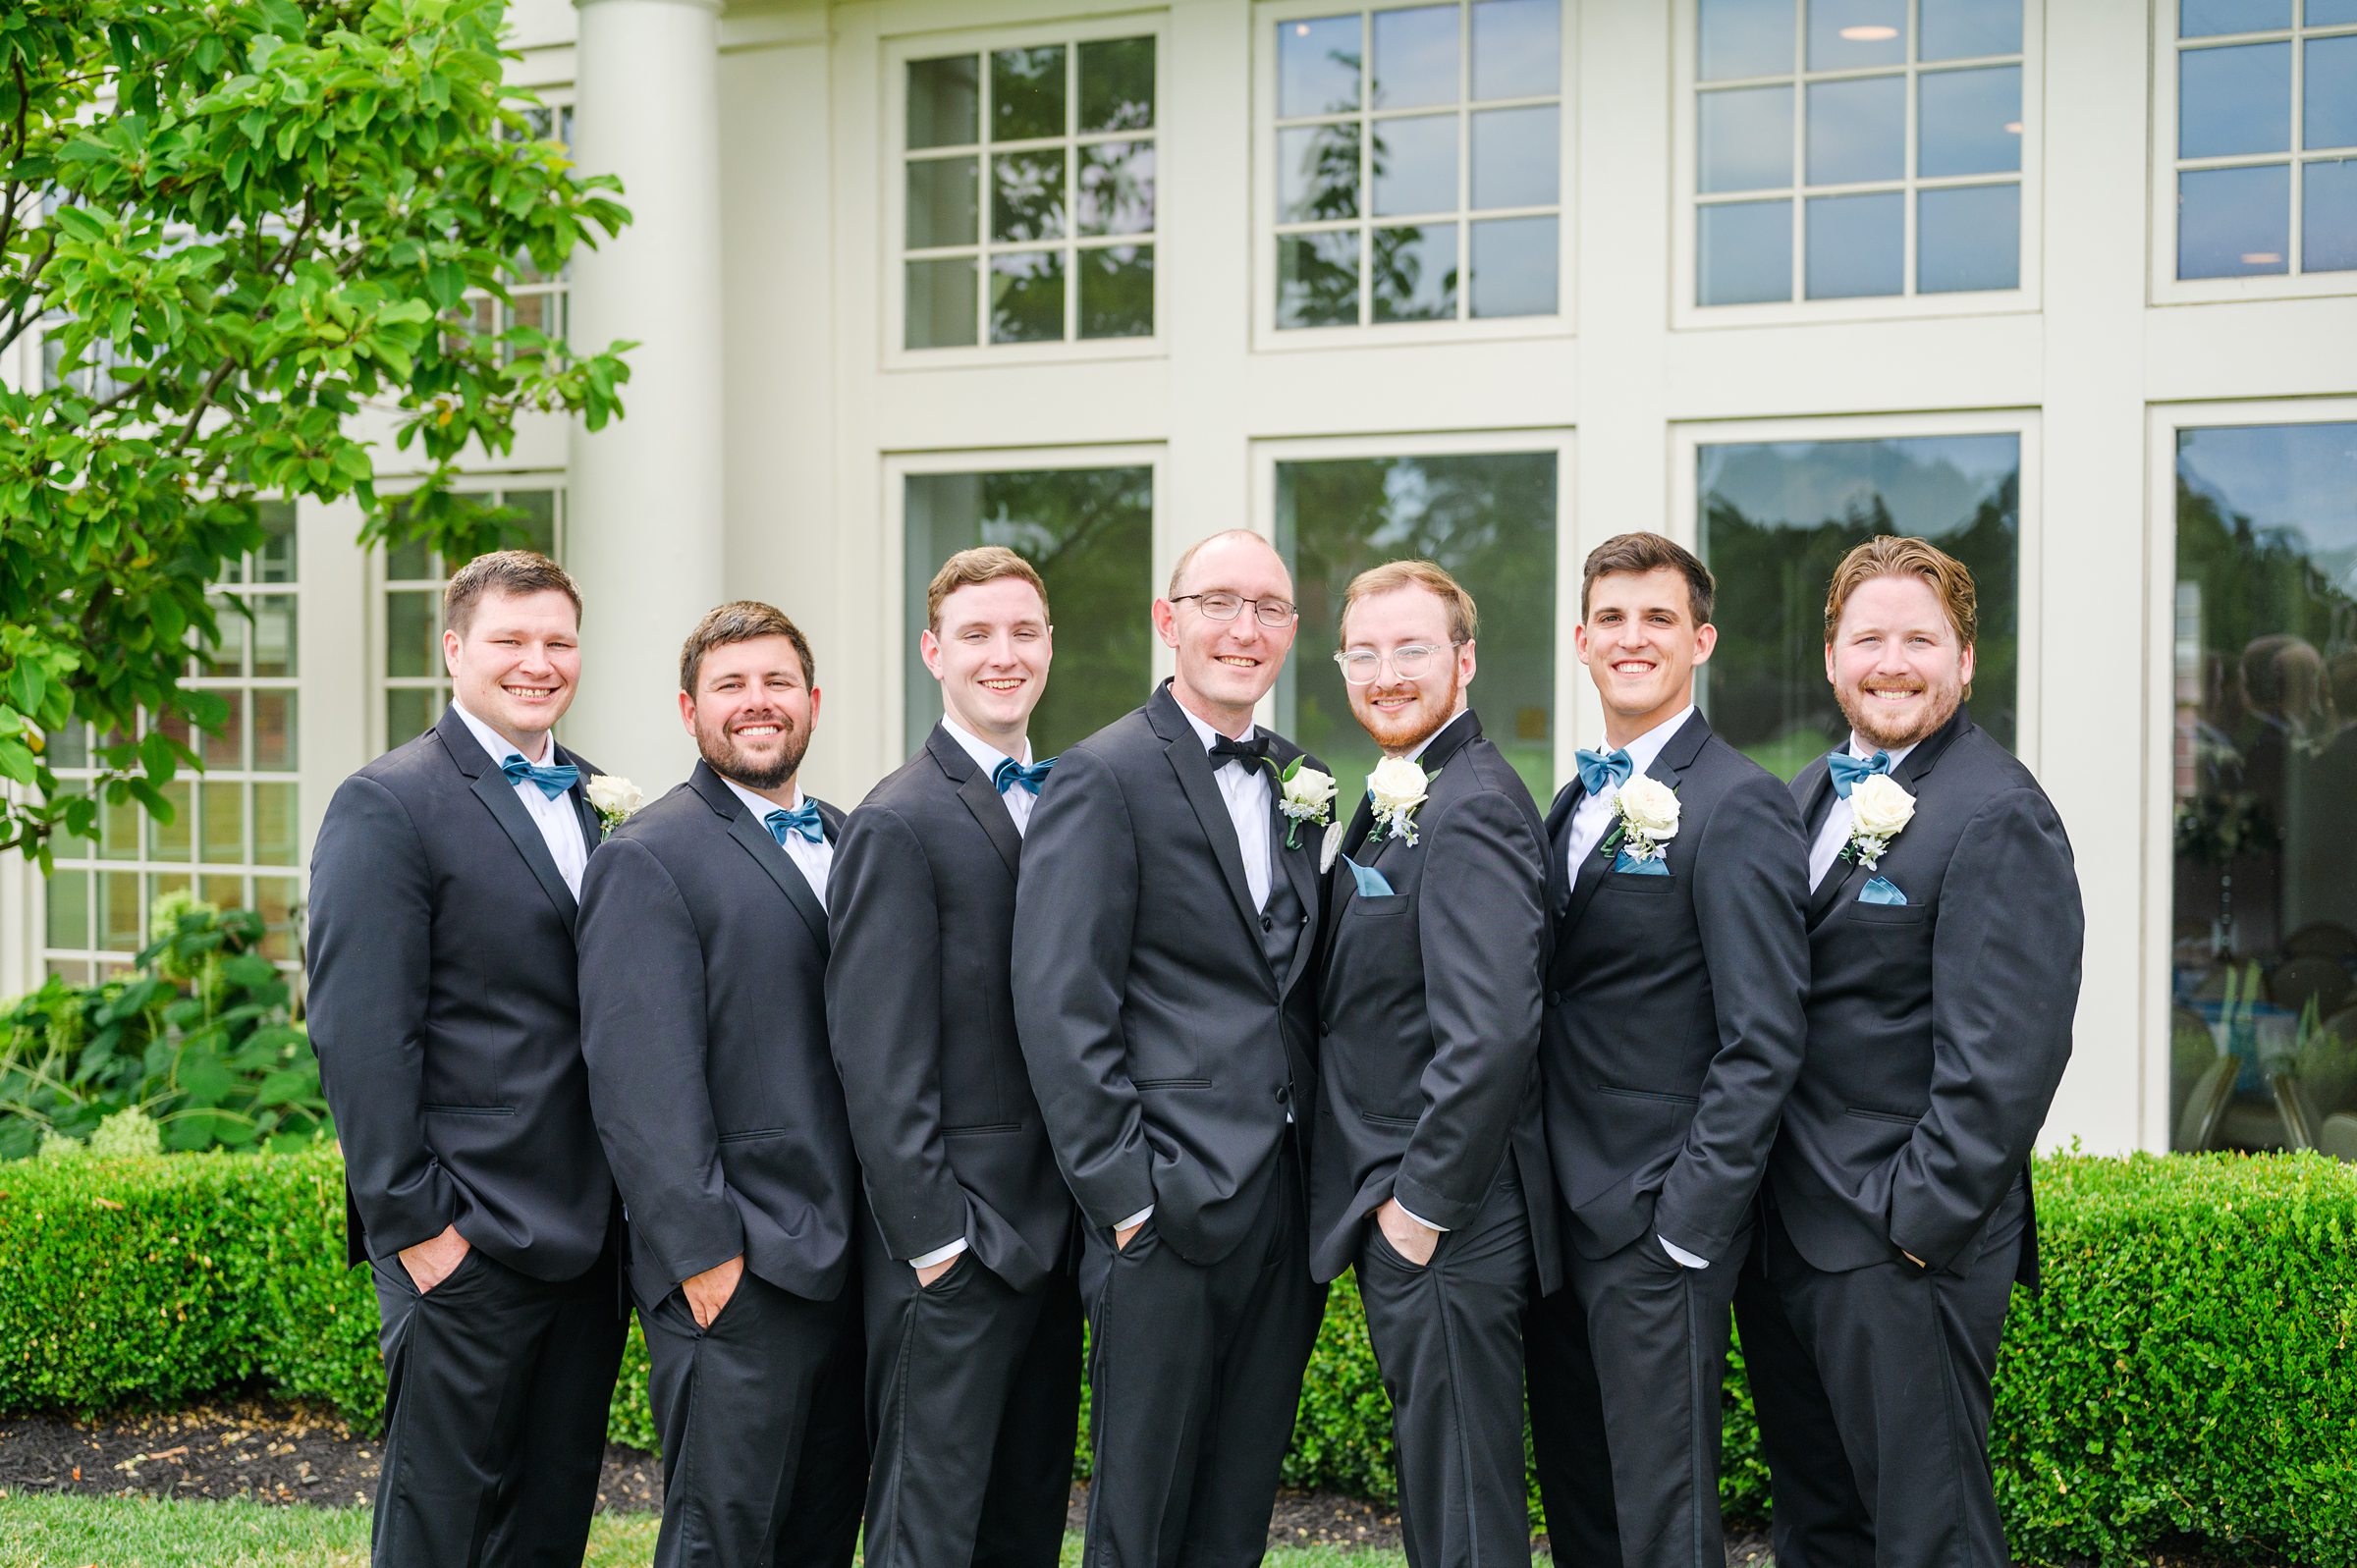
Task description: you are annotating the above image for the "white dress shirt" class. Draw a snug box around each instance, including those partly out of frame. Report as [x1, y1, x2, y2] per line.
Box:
[1807, 733, 1921, 892]
[940, 714, 1038, 837]
[1177, 702, 1274, 910]
[720, 775, 832, 908]
[450, 702, 589, 898]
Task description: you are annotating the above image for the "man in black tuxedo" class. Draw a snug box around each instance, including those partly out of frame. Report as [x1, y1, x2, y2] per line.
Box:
[1733, 537, 2083, 1568]
[827, 547, 1080, 1568]
[576, 602, 865, 1568]
[1310, 561, 1558, 1568]
[308, 551, 626, 1568]
[1013, 529, 1328, 1568]
[1523, 533, 1811, 1568]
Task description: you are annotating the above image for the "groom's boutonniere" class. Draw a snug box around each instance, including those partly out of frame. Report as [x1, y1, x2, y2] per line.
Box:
[1599, 775, 1680, 865]
[1365, 756, 1431, 847]
[1272, 756, 1337, 850]
[1839, 774, 1916, 870]
[587, 774, 644, 838]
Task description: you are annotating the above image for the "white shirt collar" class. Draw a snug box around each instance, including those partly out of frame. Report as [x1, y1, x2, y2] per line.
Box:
[939, 713, 1031, 776]
[451, 700, 553, 769]
[1595, 703, 1697, 778]
[1847, 730, 1921, 769]
[719, 772, 808, 829]
[1177, 699, 1257, 753]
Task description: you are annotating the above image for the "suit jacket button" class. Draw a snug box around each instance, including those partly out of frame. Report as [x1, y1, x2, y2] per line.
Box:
[1319, 1020, 1332, 1037]
[1261, 914, 1275, 932]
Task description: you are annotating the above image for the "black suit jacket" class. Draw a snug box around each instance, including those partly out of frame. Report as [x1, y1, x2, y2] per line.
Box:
[1772, 707, 2083, 1284]
[307, 706, 613, 1279]
[826, 725, 1074, 1292]
[1540, 709, 1811, 1265]
[1012, 680, 1327, 1267]
[1308, 711, 1560, 1288]
[576, 762, 858, 1311]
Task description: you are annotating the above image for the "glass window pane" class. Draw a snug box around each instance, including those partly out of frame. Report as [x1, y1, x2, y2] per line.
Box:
[149, 780, 193, 863]
[1371, 5, 1459, 111]
[1920, 0, 2021, 60]
[1371, 113, 1458, 217]
[1372, 223, 1460, 320]
[2168, 422, 2357, 1145]
[2308, 0, 2357, 23]
[50, 721, 88, 771]
[1078, 142, 1155, 236]
[46, 958, 93, 985]
[202, 690, 245, 770]
[907, 156, 979, 248]
[1279, 14, 1363, 118]
[2305, 158, 2357, 272]
[1472, 105, 1560, 209]
[45, 868, 89, 949]
[1699, 433, 2020, 778]
[100, 791, 142, 861]
[385, 686, 439, 747]
[250, 594, 297, 678]
[254, 782, 299, 867]
[1918, 183, 2020, 292]
[992, 46, 1067, 141]
[2178, 42, 2291, 159]
[992, 149, 1068, 243]
[2177, 0, 2290, 36]
[2305, 36, 2357, 151]
[1807, 75, 1906, 187]
[1470, 215, 1558, 315]
[255, 501, 298, 584]
[1472, 0, 1561, 101]
[1808, 0, 1907, 70]
[1275, 451, 1559, 800]
[1805, 189, 1903, 297]
[387, 590, 438, 678]
[386, 533, 430, 580]
[1698, 198, 1794, 303]
[1279, 122, 1362, 222]
[1699, 84, 1795, 193]
[908, 55, 979, 150]
[1079, 244, 1155, 338]
[205, 593, 247, 676]
[1920, 66, 2022, 177]
[989, 249, 1065, 343]
[2177, 163, 2291, 277]
[506, 490, 557, 557]
[1079, 36, 1155, 133]
[250, 689, 296, 772]
[254, 875, 299, 962]
[1278, 230, 1363, 327]
[200, 779, 245, 863]
[98, 870, 143, 951]
[903, 466, 1155, 754]
[907, 257, 979, 349]
[1699, 0, 1795, 81]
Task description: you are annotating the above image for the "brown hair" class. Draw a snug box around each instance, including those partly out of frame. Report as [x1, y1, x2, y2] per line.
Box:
[679, 601, 816, 695]
[1580, 532, 1714, 625]
[443, 550, 581, 637]
[1823, 535, 1979, 648]
[1339, 559, 1478, 646]
[925, 546, 1050, 631]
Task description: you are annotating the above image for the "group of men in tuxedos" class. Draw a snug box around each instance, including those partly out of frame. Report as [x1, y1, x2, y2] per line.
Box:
[307, 524, 2083, 1568]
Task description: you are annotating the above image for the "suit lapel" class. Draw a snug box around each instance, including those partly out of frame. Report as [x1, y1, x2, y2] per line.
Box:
[694, 764, 833, 956]
[929, 726, 1023, 882]
[1559, 709, 1710, 940]
[438, 710, 578, 930]
[556, 743, 603, 859]
[1804, 708, 1972, 928]
[1265, 742, 1322, 998]
[1163, 727, 1266, 958]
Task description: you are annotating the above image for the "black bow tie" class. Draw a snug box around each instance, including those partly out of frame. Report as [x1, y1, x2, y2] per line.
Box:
[1209, 732, 1270, 772]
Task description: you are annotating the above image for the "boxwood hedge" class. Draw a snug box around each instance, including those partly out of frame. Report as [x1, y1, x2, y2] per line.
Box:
[1, 1148, 2349, 1565]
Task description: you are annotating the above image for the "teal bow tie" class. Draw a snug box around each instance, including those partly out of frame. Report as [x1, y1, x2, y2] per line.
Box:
[501, 754, 578, 800]
[1574, 746, 1632, 796]
[994, 756, 1056, 795]
[1829, 750, 1893, 797]
[765, 801, 825, 846]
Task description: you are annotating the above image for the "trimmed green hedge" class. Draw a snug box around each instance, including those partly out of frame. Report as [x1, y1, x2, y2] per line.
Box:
[2, 1148, 2351, 1565]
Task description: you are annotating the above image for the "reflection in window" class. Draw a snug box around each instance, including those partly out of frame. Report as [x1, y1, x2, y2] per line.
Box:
[2169, 423, 2357, 1156]
[1273, 3, 1564, 330]
[1697, 434, 2018, 780]
[2172, 7, 2357, 279]
[1273, 451, 1558, 801]
[903, 466, 1154, 754]
[903, 35, 1159, 348]
[1693, 0, 2026, 305]
[380, 488, 563, 747]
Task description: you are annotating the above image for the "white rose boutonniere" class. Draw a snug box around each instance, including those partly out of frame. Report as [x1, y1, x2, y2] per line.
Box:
[587, 774, 643, 838]
[1274, 756, 1338, 850]
[1841, 774, 1916, 870]
[1601, 774, 1680, 864]
[1366, 756, 1432, 846]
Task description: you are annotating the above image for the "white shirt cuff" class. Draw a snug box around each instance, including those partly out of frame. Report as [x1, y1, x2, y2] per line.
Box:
[1115, 1205, 1154, 1232]
[1395, 1201, 1449, 1233]
[909, 1237, 967, 1270]
[1659, 1234, 1710, 1269]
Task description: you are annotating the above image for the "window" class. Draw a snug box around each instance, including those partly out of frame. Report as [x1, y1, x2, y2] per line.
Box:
[39, 504, 303, 978]
[1267, 1, 1565, 333]
[898, 31, 1159, 351]
[1694, 428, 2021, 779]
[460, 104, 576, 358]
[1270, 444, 1561, 801]
[1688, 0, 2030, 308]
[2166, 2, 2357, 283]
[378, 488, 563, 748]
[2165, 420, 2357, 1153]
[901, 463, 1156, 753]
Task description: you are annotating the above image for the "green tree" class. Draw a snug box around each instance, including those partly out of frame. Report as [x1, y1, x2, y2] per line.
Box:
[0, 0, 631, 867]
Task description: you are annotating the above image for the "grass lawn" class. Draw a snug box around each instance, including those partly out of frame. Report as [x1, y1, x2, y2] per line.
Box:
[0, 1493, 1413, 1567]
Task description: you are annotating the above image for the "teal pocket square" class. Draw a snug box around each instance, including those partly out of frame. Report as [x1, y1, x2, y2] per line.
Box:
[1343, 855, 1395, 897]
[1613, 849, 1671, 876]
[1860, 875, 1907, 905]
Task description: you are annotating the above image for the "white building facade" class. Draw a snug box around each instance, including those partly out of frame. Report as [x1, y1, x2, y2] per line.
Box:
[9, 0, 2357, 1160]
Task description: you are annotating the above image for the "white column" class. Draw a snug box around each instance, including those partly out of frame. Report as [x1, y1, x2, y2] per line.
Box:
[565, 0, 726, 789]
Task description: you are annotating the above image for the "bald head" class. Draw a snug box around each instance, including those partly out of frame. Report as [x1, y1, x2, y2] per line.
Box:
[1168, 529, 1288, 600]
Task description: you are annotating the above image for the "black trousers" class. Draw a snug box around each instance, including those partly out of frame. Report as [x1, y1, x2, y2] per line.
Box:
[368, 1246, 627, 1568]
[859, 1238, 1083, 1568]
[1078, 1150, 1326, 1568]
[1525, 1220, 1748, 1568]
[1355, 1162, 1538, 1568]
[1731, 1185, 2028, 1568]
[639, 1271, 867, 1568]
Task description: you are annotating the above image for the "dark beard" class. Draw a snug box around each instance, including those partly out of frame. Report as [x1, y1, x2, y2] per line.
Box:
[701, 725, 808, 791]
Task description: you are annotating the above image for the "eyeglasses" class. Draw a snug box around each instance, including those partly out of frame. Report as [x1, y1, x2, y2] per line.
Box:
[1333, 642, 1461, 685]
[1171, 592, 1299, 628]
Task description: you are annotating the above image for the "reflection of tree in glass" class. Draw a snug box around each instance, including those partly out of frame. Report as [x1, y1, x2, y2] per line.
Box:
[994, 153, 1068, 243]
[1370, 222, 1458, 320]
[1079, 37, 1155, 133]
[989, 253, 1061, 343]
[1080, 247, 1153, 338]
[1079, 143, 1154, 235]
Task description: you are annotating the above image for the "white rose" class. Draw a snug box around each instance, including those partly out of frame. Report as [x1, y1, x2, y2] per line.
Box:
[1286, 765, 1338, 814]
[1367, 756, 1429, 817]
[1848, 774, 1916, 838]
[587, 774, 643, 819]
[1616, 775, 1680, 839]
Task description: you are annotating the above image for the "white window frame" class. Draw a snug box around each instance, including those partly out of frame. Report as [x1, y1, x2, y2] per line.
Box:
[2150, 1, 2357, 304]
[1672, 0, 2045, 330]
[883, 15, 1172, 370]
[1251, 0, 1578, 351]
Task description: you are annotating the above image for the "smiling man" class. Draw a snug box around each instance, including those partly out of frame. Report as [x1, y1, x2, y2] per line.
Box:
[1522, 532, 1810, 1568]
[826, 548, 1080, 1568]
[1013, 529, 1330, 1567]
[308, 551, 626, 1568]
[576, 602, 864, 1568]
